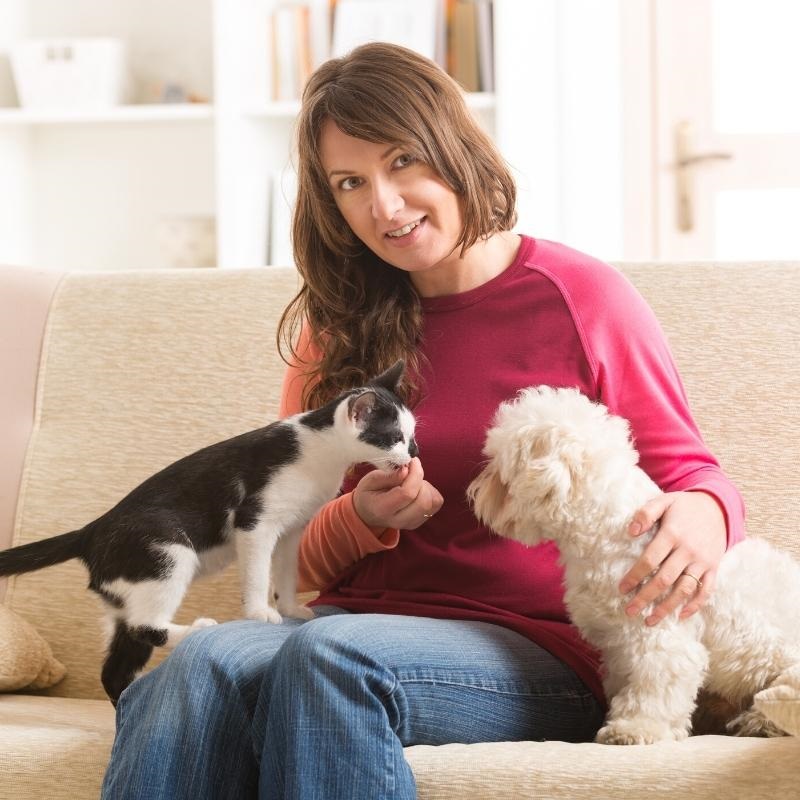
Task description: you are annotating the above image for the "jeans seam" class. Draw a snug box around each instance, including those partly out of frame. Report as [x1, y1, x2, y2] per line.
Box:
[398, 677, 594, 700]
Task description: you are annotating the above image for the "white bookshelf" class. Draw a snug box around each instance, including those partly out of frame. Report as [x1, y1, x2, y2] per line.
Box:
[0, 0, 539, 272]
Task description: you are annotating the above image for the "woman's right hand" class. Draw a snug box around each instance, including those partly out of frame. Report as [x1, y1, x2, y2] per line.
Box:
[352, 457, 443, 530]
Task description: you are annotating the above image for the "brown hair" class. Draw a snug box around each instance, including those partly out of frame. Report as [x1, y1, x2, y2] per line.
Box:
[278, 42, 517, 409]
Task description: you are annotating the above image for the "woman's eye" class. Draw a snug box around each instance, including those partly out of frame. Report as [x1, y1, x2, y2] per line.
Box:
[339, 176, 362, 191]
[393, 153, 416, 169]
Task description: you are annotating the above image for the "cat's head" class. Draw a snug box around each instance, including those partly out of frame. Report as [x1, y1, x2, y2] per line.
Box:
[344, 360, 418, 471]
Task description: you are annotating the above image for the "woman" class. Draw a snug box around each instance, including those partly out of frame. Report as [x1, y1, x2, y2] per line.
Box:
[102, 43, 743, 799]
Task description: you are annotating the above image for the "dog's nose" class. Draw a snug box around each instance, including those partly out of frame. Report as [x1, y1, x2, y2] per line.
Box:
[409, 437, 419, 458]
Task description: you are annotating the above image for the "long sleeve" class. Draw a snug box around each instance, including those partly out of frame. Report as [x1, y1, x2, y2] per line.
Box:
[535, 245, 746, 547]
[278, 325, 401, 592]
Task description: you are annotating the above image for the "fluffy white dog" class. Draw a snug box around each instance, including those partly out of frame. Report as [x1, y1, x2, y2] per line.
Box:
[468, 386, 800, 744]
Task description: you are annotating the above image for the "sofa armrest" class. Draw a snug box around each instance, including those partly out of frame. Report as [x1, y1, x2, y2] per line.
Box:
[0, 267, 63, 602]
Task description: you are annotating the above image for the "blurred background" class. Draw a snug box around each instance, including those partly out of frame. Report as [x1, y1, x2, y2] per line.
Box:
[0, 0, 797, 272]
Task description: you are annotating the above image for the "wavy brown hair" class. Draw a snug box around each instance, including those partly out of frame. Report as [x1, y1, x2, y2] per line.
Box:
[278, 42, 517, 409]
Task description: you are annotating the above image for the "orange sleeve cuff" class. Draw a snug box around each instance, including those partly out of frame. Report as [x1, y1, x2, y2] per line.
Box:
[297, 492, 400, 592]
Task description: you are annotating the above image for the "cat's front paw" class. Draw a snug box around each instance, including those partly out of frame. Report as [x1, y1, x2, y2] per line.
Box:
[278, 604, 314, 621]
[596, 718, 687, 745]
[246, 606, 283, 625]
[190, 617, 218, 630]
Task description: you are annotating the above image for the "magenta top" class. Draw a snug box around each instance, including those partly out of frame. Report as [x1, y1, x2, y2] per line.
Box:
[298, 236, 745, 702]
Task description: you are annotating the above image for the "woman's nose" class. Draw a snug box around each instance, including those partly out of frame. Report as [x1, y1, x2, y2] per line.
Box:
[371, 179, 404, 221]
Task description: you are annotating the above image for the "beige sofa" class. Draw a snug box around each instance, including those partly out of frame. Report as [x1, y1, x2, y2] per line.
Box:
[1, 262, 799, 799]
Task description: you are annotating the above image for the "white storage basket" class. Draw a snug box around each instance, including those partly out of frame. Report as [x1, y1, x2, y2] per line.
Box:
[10, 38, 131, 109]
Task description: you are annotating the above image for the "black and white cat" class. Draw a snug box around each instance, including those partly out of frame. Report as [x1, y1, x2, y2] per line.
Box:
[0, 361, 417, 703]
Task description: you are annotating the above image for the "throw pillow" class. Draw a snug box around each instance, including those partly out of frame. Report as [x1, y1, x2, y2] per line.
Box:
[0, 604, 66, 691]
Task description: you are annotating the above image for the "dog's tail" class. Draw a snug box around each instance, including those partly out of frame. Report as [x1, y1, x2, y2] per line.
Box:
[0, 529, 86, 577]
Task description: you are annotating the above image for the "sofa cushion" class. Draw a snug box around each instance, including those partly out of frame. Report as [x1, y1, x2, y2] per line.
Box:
[0, 695, 114, 799]
[1, 694, 798, 800]
[406, 736, 800, 799]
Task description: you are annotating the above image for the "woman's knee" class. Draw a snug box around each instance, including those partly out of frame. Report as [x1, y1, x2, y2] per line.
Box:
[275, 614, 378, 672]
[162, 620, 291, 690]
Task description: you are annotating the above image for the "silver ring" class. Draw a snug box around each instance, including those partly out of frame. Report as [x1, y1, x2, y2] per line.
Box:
[682, 571, 703, 588]
[422, 513, 432, 519]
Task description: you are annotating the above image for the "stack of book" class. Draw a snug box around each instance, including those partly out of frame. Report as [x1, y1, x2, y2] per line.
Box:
[269, 0, 494, 102]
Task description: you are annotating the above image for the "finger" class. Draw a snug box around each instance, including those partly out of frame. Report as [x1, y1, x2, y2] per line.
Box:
[359, 464, 409, 490]
[393, 482, 443, 529]
[624, 549, 687, 619]
[679, 568, 714, 620]
[628, 494, 676, 537]
[619, 532, 676, 595]
[644, 570, 702, 626]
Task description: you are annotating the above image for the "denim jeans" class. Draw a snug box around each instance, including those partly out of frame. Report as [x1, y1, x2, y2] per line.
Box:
[101, 607, 603, 800]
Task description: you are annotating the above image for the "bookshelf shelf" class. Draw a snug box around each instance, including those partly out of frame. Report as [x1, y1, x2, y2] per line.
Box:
[0, 104, 214, 126]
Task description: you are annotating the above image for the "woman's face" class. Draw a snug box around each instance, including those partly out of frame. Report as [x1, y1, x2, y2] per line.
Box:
[319, 119, 465, 279]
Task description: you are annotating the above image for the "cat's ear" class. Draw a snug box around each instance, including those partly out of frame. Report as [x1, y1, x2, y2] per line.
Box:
[348, 391, 377, 428]
[371, 360, 405, 393]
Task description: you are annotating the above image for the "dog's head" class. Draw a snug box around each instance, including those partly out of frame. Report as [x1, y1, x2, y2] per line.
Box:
[467, 386, 638, 547]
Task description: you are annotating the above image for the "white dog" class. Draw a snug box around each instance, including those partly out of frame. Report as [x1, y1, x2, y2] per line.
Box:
[468, 386, 800, 744]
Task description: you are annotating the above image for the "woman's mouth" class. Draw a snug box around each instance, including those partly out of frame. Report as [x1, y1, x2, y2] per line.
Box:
[385, 217, 425, 241]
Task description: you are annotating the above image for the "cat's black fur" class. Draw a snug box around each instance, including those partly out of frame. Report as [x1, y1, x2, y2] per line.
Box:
[0, 361, 417, 703]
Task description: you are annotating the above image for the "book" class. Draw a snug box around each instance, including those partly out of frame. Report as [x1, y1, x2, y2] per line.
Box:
[332, 0, 440, 60]
[271, 3, 314, 101]
[475, 0, 494, 92]
[449, 0, 480, 93]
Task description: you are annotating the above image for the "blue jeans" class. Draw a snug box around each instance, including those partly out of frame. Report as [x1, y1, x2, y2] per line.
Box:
[101, 608, 603, 799]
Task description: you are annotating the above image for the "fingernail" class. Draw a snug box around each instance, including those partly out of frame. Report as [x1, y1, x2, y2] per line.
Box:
[625, 605, 638, 617]
[629, 522, 642, 536]
[645, 616, 658, 626]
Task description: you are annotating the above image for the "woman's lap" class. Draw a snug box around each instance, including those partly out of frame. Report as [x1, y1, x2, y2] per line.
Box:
[103, 608, 603, 799]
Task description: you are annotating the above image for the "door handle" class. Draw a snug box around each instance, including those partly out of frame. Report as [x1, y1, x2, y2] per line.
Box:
[675, 121, 733, 232]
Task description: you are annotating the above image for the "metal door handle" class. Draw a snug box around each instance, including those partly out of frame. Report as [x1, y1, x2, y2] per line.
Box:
[675, 121, 733, 232]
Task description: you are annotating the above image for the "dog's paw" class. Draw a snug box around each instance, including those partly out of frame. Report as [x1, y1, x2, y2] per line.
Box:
[596, 718, 687, 745]
[727, 708, 788, 738]
[245, 606, 283, 625]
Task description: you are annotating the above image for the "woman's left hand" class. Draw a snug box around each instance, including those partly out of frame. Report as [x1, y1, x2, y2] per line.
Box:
[618, 491, 727, 626]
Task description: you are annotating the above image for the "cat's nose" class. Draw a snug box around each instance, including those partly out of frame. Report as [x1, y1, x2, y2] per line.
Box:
[408, 438, 419, 458]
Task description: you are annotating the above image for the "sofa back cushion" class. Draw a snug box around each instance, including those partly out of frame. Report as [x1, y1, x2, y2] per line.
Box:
[5, 262, 799, 699]
[6, 268, 299, 699]
[621, 262, 799, 561]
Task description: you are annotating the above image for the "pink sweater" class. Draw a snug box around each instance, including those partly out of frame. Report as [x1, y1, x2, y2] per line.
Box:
[281, 236, 745, 702]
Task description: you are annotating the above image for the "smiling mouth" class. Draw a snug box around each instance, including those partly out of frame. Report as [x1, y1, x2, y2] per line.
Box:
[386, 218, 424, 238]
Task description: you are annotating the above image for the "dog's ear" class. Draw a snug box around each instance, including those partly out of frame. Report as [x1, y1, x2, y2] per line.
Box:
[518, 427, 583, 511]
[467, 464, 511, 533]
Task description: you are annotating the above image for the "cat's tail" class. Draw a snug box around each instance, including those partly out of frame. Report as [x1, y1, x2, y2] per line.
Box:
[0, 529, 86, 577]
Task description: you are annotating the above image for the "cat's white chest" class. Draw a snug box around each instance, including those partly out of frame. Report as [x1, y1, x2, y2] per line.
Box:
[257, 449, 345, 531]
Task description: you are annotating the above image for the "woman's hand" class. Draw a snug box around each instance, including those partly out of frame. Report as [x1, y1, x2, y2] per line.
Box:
[353, 457, 444, 530]
[618, 491, 727, 626]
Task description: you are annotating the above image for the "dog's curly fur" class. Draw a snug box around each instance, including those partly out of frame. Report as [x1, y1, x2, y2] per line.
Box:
[468, 386, 800, 744]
